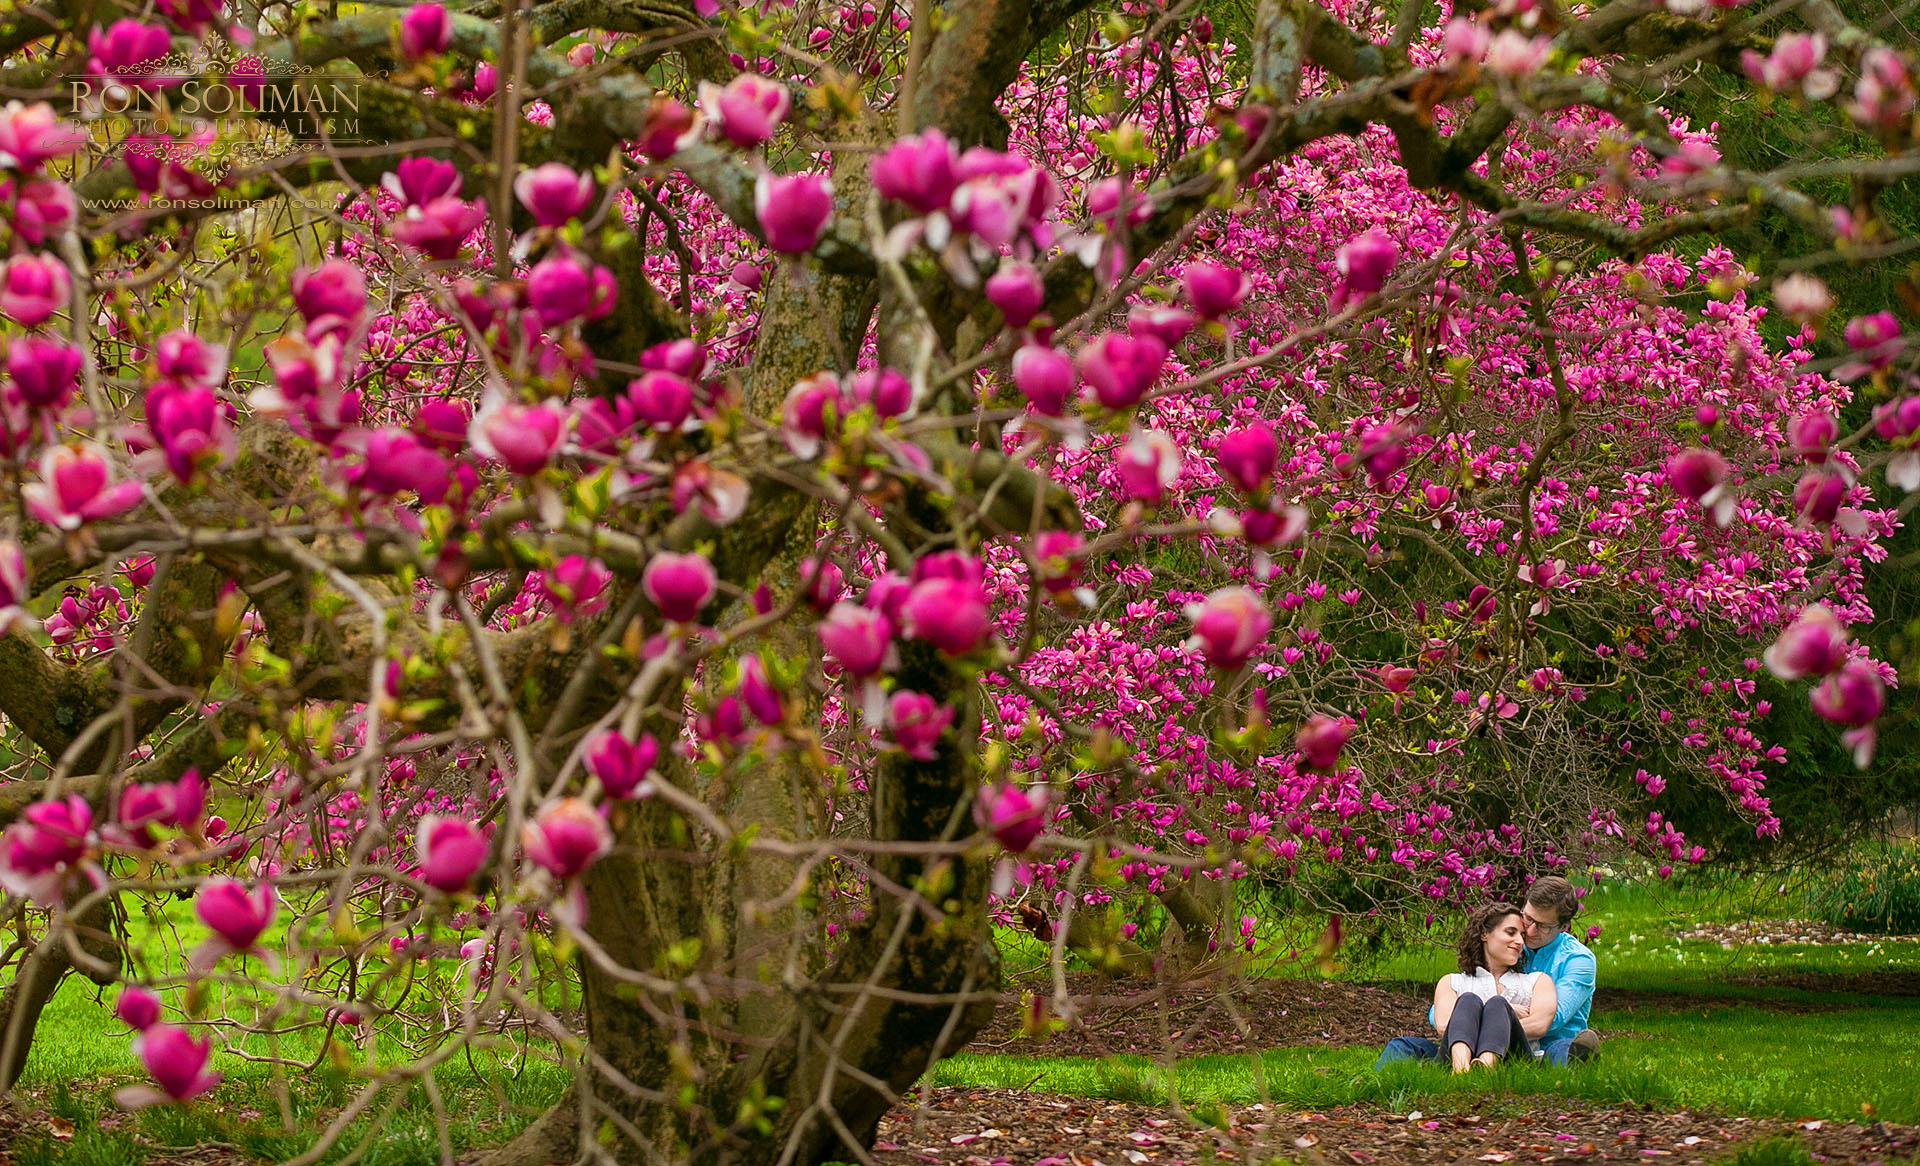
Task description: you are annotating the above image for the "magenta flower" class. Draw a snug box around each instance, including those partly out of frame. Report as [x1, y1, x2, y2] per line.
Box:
[1847, 46, 1916, 130]
[514, 162, 595, 227]
[755, 172, 833, 254]
[584, 729, 660, 799]
[1742, 31, 1837, 98]
[1011, 344, 1076, 415]
[7, 335, 81, 409]
[1764, 604, 1850, 681]
[146, 382, 235, 484]
[415, 815, 488, 892]
[1085, 177, 1151, 229]
[1357, 423, 1408, 487]
[1188, 586, 1272, 669]
[1811, 660, 1885, 728]
[1216, 425, 1279, 494]
[25, 443, 145, 530]
[638, 96, 699, 160]
[414, 398, 471, 451]
[155, 330, 228, 387]
[887, 690, 955, 760]
[1332, 229, 1398, 307]
[348, 428, 450, 501]
[1114, 429, 1182, 504]
[902, 575, 992, 656]
[848, 366, 912, 418]
[399, 3, 452, 60]
[1665, 447, 1734, 524]
[521, 798, 613, 879]
[115, 767, 205, 847]
[640, 337, 708, 380]
[0, 795, 92, 901]
[737, 654, 784, 724]
[973, 784, 1046, 852]
[580, 392, 643, 454]
[116, 988, 162, 1032]
[291, 259, 367, 326]
[641, 551, 717, 623]
[1127, 305, 1195, 348]
[872, 127, 959, 214]
[1030, 530, 1085, 596]
[1794, 467, 1849, 525]
[801, 559, 846, 610]
[13, 177, 77, 244]
[87, 21, 173, 87]
[1838, 311, 1902, 380]
[1295, 714, 1352, 772]
[3, 252, 71, 328]
[471, 399, 565, 474]
[1184, 261, 1248, 319]
[985, 260, 1046, 329]
[540, 555, 611, 622]
[702, 73, 791, 147]
[197, 878, 275, 945]
[1077, 332, 1168, 410]
[525, 252, 605, 325]
[1787, 411, 1837, 463]
[817, 602, 896, 677]
[0, 539, 33, 633]
[782, 371, 846, 458]
[116, 1024, 222, 1109]
[627, 370, 695, 431]
[383, 157, 461, 207]
[389, 196, 487, 260]
[0, 102, 86, 172]
[1773, 274, 1834, 325]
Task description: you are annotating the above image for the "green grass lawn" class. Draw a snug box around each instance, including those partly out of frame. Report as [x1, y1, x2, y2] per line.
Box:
[10, 869, 1918, 1162]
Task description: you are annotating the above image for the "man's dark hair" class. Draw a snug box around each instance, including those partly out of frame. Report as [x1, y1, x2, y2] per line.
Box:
[1524, 875, 1581, 929]
[1457, 901, 1522, 973]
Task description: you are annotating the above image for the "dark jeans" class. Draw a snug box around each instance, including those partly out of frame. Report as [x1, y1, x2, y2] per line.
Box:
[1441, 994, 1529, 1061]
[1374, 1030, 1592, 1070]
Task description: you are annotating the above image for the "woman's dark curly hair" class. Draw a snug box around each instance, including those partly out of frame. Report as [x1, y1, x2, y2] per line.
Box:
[1457, 901, 1523, 974]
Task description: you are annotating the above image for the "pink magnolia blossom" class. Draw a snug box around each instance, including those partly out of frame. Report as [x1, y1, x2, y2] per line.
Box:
[514, 162, 595, 227]
[389, 196, 488, 260]
[1847, 47, 1916, 130]
[701, 74, 791, 147]
[0, 101, 86, 172]
[1077, 331, 1168, 410]
[1216, 424, 1279, 493]
[1187, 586, 1272, 669]
[1484, 29, 1551, 77]
[973, 784, 1047, 852]
[521, 798, 613, 879]
[415, 816, 488, 892]
[872, 128, 959, 214]
[1114, 429, 1182, 504]
[782, 371, 846, 457]
[817, 602, 896, 676]
[471, 399, 566, 474]
[1332, 230, 1398, 307]
[116, 988, 162, 1031]
[540, 555, 611, 622]
[638, 96, 700, 159]
[0, 540, 33, 633]
[1183, 261, 1248, 319]
[1030, 530, 1086, 596]
[737, 654, 785, 724]
[986, 260, 1046, 328]
[641, 551, 718, 623]
[7, 335, 81, 409]
[12, 177, 77, 244]
[399, 3, 452, 59]
[146, 382, 235, 484]
[1127, 305, 1195, 347]
[902, 575, 992, 656]
[116, 1024, 222, 1109]
[1011, 344, 1076, 415]
[1764, 605, 1850, 680]
[1793, 467, 1849, 525]
[585, 730, 660, 799]
[755, 172, 834, 253]
[627, 370, 695, 431]
[25, 443, 145, 530]
[195, 878, 276, 953]
[2, 252, 71, 328]
[849, 366, 913, 418]
[1741, 32, 1838, 99]
[291, 259, 367, 325]
[1773, 273, 1833, 325]
[1296, 714, 1353, 772]
[87, 21, 173, 87]
[0, 795, 92, 901]
[155, 331, 228, 387]
[1665, 446, 1735, 524]
[383, 157, 462, 207]
[1837, 311, 1902, 380]
[346, 428, 450, 501]
[115, 768, 206, 847]
[887, 690, 955, 760]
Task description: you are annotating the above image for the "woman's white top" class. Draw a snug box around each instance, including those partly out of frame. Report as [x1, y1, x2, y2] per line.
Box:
[1448, 967, 1547, 1011]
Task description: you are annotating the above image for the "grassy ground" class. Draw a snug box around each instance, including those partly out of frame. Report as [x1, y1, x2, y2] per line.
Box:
[10, 870, 1918, 1162]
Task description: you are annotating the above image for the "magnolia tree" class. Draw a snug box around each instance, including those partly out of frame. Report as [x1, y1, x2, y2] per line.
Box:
[0, 0, 1916, 1159]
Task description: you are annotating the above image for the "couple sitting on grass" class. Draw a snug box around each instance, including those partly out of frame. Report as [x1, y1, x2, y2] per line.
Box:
[1376, 876, 1601, 1072]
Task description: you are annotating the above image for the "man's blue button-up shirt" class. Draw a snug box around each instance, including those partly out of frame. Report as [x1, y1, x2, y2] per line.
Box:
[1519, 931, 1597, 1045]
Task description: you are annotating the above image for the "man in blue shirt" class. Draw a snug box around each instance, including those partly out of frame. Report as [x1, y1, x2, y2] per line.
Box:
[1374, 876, 1601, 1068]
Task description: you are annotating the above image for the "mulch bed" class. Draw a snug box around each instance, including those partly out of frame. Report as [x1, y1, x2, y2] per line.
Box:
[964, 975, 1858, 1058]
[874, 1087, 1920, 1165]
[1721, 971, 1920, 997]
[1673, 920, 1920, 947]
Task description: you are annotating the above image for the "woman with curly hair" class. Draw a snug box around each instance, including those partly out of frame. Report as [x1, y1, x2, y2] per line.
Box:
[1431, 901, 1558, 1072]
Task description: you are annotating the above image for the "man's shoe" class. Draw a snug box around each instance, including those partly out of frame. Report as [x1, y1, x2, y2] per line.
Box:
[1569, 1029, 1601, 1061]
